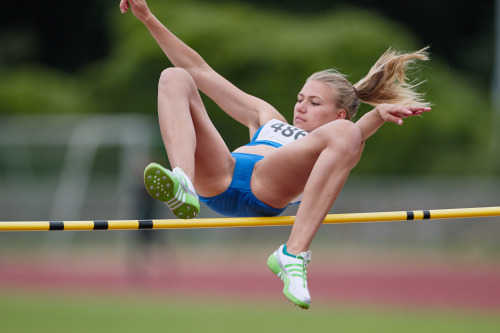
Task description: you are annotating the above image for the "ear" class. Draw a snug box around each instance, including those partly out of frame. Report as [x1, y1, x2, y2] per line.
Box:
[336, 110, 347, 119]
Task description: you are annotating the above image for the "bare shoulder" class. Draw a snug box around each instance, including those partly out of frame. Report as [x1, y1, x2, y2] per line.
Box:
[258, 105, 287, 126]
[240, 105, 286, 139]
[249, 105, 287, 133]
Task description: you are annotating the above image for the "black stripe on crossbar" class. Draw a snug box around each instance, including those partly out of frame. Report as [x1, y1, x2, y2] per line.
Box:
[93, 220, 108, 230]
[423, 210, 431, 219]
[138, 220, 153, 229]
[406, 211, 414, 220]
[49, 221, 64, 230]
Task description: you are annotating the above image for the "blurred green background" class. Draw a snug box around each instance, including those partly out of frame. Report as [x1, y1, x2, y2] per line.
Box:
[0, 0, 499, 331]
[0, 0, 498, 175]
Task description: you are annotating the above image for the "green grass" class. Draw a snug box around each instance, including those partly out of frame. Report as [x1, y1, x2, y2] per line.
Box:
[1, 290, 499, 333]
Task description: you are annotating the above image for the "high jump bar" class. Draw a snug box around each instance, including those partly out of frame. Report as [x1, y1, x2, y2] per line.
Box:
[0, 206, 499, 232]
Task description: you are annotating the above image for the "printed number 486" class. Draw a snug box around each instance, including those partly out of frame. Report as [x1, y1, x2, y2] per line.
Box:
[271, 123, 307, 140]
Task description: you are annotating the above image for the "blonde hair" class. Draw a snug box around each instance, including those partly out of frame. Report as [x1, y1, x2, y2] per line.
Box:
[306, 47, 430, 120]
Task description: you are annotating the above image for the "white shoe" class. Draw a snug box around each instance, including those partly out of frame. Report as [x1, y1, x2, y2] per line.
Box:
[267, 244, 311, 309]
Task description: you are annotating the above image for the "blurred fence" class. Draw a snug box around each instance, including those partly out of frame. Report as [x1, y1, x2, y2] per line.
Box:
[0, 115, 499, 253]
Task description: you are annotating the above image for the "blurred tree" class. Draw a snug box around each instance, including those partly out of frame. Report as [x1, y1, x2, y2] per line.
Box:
[1, 0, 494, 86]
[211, 0, 496, 89]
[90, 0, 496, 175]
[0, 0, 495, 175]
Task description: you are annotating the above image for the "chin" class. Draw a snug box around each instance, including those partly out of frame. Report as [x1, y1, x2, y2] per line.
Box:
[293, 118, 306, 128]
[294, 122, 305, 130]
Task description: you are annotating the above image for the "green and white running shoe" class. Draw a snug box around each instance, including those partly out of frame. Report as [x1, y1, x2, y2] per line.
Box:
[144, 162, 200, 219]
[267, 244, 312, 309]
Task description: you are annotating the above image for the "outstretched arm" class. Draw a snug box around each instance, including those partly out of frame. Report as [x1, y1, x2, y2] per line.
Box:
[119, 0, 283, 131]
[355, 104, 431, 142]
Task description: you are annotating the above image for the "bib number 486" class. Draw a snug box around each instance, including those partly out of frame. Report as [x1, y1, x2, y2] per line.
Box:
[270, 123, 307, 140]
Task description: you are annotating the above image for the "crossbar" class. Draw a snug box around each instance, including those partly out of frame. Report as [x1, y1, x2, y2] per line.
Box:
[0, 206, 499, 232]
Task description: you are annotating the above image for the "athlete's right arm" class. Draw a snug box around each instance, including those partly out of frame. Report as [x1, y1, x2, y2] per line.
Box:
[119, 0, 285, 132]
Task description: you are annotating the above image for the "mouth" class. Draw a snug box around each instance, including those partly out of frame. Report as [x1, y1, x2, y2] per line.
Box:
[295, 116, 306, 123]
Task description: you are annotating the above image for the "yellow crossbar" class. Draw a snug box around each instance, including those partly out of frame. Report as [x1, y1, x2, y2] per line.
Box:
[0, 206, 499, 232]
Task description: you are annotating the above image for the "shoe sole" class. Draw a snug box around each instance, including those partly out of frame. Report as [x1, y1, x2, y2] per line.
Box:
[267, 253, 310, 309]
[144, 163, 199, 219]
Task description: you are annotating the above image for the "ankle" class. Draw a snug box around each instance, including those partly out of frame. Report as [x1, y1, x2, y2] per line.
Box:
[173, 167, 196, 193]
[173, 166, 192, 179]
[284, 243, 307, 256]
[282, 244, 296, 258]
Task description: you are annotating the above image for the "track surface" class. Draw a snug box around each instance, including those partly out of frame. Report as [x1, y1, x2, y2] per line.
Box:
[1, 248, 499, 311]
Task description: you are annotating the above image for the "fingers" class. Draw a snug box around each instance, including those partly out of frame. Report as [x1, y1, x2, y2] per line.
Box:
[407, 106, 431, 115]
[394, 106, 431, 118]
[384, 113, 404, 125]
[380, 105, 431, 125]
[119, 0, 129, 13]
[387, 107, 412, 119]
[408, 106, 431, 112]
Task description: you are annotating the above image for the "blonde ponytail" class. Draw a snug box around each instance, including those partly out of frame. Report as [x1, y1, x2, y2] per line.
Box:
[307, 47, 430, 120]
[353, 47, 430, 107]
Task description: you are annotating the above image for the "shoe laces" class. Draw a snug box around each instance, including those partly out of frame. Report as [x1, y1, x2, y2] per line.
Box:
[286, 252, 311, 288]
[173, 169, 198, 199]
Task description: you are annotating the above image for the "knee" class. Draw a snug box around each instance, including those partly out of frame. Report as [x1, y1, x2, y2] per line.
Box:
[319, 120, 362, 160]
[158, 67, 196, 91]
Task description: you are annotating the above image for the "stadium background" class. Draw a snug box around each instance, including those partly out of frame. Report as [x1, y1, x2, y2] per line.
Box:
[0, 1, 499, 332]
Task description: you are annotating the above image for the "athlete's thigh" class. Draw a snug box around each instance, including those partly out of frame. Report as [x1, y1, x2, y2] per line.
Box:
[252, 120, 362, 208]
[188, 90, 235, 197]
[251, 134, 323, 208]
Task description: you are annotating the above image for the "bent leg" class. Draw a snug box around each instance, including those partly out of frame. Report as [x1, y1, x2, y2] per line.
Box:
[252, 120, 363, 254]
[157, 68, 234, 197]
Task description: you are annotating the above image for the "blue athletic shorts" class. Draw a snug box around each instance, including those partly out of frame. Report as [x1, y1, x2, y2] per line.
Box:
[198, 152, 287, 217]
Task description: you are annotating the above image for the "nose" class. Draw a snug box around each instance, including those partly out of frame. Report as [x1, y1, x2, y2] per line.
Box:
[296, 101, 306, 113]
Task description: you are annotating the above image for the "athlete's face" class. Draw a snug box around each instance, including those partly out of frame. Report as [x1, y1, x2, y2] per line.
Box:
[293, 80, 346, 132]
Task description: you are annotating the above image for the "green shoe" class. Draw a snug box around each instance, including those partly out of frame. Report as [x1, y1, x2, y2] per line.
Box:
[144, 163, 200, 219]
[267, 244, 311, 309]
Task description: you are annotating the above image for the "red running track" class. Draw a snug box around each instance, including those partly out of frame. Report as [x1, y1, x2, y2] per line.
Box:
[1, 254, 499, 311]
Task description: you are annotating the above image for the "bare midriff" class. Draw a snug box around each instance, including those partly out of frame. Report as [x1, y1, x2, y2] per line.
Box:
[232, 144, 277, 157]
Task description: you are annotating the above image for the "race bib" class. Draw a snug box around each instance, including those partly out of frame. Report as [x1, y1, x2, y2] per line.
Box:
[254, 119, 308, 146]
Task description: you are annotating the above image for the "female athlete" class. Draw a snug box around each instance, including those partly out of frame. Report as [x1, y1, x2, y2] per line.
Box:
[120, 0, 431, 309]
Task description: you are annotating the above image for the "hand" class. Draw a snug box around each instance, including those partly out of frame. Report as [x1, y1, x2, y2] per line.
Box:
[375, 103, 431, 126]
[119, 0, 152, 21]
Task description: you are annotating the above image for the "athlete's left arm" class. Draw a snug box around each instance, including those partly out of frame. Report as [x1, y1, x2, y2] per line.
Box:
[355, 104, 431, 142]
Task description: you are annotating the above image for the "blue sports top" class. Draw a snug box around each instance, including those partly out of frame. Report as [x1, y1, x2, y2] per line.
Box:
[245, 119, 308, 148]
